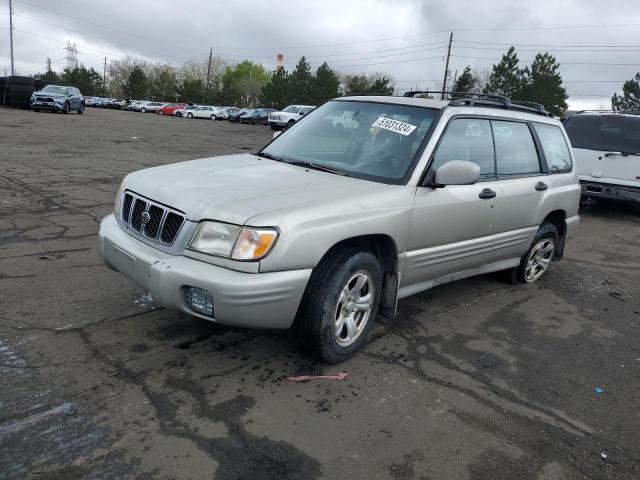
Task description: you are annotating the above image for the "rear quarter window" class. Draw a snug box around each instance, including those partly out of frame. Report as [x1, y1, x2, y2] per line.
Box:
[533, 123, 573, 174]
[563, 115, 640, 153]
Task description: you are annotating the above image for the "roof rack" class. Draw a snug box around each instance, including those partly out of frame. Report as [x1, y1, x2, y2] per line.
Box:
[576, 109, 640, 115]
[403, 90, 552, 117]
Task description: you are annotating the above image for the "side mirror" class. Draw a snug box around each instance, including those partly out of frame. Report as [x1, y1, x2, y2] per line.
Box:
[272, 131, 282, 139]
[434, 160, 480, 186]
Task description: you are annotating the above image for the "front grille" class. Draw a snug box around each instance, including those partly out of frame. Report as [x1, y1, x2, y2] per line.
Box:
[36, 96, 54, 102]
[121, 192, 185, 245]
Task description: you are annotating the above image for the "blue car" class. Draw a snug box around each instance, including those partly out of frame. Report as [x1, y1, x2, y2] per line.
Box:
[31, 85, 85, 114]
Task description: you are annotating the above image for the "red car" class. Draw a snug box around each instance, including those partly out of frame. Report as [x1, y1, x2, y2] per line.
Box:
[157, 103, 189, 115]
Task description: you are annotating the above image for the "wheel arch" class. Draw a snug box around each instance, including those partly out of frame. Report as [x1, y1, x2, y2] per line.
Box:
[542, 209, 567, 260]
[311, 234, 400, 321]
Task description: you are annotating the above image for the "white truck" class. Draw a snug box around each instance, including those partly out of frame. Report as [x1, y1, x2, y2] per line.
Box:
[268, 105, 316, 130]
[564, 111, 640, 203]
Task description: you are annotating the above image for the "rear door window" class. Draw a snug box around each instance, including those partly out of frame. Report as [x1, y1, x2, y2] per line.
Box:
[492, 120, 541, 175]
[534, 123, 573, 173]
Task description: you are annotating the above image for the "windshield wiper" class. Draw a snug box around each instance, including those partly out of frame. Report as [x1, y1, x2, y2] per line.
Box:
[287, 160, 349, 176]
[255, 151, 284, 162]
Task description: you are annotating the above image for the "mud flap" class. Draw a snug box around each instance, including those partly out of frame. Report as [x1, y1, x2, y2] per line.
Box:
[377, 271, 399, 321]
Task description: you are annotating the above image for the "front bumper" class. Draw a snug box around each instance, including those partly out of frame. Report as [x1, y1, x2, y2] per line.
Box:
[580, 180, 640, 203]
[268, 119, 287, 127]
[31, 100, 63, 111]
[98, 215, 311, 329]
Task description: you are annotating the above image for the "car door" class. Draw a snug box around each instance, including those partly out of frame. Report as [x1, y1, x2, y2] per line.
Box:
[405, 117, 501, 290]
[490, 119, 547, 261]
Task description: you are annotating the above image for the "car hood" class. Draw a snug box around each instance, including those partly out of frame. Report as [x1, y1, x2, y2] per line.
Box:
[123, 153, 392, 225]
[33, 91, 65, 98]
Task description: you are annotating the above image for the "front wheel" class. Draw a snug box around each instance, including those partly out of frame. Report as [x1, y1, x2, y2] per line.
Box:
[294, 248, 382, 363]
[77, 103, 84, 114]
[63, 102, 70, 114]
[505, 222, 558, 284]
[187, 112, 193, 118]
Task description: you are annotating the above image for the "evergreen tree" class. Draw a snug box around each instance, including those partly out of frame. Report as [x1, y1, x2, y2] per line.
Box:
[612, 73, 640, 112]
[260, 68, 290, 109]
[35, 70, 61, 84]
[453, 66, 478, 94]
[60, 66, 103, 96]
[179, 77, 205, 103]
[123, 66, 147, 99]
[343, 73, 394, 95]
[485, 47, 526, 98]
[289, 56, 313, 104]
[523, 53, 568, 116]
[311, 62, 341, 105]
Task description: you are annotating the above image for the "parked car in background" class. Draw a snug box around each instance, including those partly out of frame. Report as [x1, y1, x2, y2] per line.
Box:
[129, 101, 150, 112]
[564, 110, 640, 203]
[158, 103, 189, 115]
[228, 108, 249, 122]
[268, 105, 316, 130]
[31, 84, 84, 114]
[240, 108, 276, 125]
[96, 98, 115, 108]
[140, 102, 166, 113]
[187, 106, 219, 119]
[105, 99, 131, 110]
[99, 93, 580, 363]
[125, 100, 143, 110]
[173, 105, 198, 117]
[84, 96, 99, 107]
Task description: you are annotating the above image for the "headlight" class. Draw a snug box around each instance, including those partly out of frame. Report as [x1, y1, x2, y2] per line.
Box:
[189, 221, 241, 257]
[113, 182, 124, 220]
[188, 222, 278, 260]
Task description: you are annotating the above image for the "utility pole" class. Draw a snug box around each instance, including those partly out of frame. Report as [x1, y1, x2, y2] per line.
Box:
[203, 47, 212, 104]
[102, 57, 107, 96]
[9, 0, 15, 76]
[441, 31, 453, 99]
[46, 57, 51, 72]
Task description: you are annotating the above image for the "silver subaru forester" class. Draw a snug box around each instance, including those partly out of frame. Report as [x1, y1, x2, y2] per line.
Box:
[99, 93, 580, 363]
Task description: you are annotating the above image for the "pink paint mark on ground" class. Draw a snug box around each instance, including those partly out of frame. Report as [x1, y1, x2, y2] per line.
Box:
[286, 372, 349, 382]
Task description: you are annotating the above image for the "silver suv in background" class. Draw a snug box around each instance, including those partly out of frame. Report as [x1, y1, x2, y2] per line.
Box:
[269, 104, 316, 130]
[563, 111, 640, 203]
[31, 85, 84, 114]
[99, 92, 580, 363]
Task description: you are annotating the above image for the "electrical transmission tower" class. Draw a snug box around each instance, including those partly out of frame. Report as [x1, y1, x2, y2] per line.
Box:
[46, 57, 52, 72]
[65, 42, 78, 69]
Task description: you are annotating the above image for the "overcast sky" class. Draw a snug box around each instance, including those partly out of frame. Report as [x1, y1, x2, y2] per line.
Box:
[2, 0, 639, 109]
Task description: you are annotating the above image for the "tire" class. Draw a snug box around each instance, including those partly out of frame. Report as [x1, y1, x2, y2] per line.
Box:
[210, 114, 215, 120]
[287, 120, 295, 129]
[158, 110, 164, 115]
[504, 222, 558, 284]
[33, 108, 40, 112]
[294, 247, 382, 363]
[77, 102, 84, 114]
[140, 107, 146, 113]
[187, 112, 193, 118]
[63, 102, 70, 114]
[270, 125, 279, 131]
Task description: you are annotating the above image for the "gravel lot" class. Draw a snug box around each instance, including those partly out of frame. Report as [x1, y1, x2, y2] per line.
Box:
[1, 107, 639, 480]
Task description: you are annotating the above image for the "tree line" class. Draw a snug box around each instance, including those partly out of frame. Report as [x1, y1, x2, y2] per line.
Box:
[32, 47, 640, 115]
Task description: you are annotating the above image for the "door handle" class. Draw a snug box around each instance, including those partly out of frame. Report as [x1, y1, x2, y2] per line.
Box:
[535, 182, 548, 191]
[479, 188, 496, 199]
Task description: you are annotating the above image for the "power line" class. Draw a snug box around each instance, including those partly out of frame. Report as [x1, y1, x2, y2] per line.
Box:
[450, 54, 640, 66]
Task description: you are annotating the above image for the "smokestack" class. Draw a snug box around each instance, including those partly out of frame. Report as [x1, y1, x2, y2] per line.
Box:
[276, 53, 284, 72]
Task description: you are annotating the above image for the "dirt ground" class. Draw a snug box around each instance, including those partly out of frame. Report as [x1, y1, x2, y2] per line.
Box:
[1, 106, 639, 480]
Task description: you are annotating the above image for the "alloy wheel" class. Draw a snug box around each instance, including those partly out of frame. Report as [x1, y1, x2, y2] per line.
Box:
[333, 271, 375, 347]
[524, 239, 555, 282]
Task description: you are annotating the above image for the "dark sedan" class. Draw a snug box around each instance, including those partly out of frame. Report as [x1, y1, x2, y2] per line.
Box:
[239, 108, 276, 125]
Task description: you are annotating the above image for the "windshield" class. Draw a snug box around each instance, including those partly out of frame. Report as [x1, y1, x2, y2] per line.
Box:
[261, 100, 438, 183]
[283, 106, 301, 113]
[41, 85, 67, 94]
[564, 115, 640, 154]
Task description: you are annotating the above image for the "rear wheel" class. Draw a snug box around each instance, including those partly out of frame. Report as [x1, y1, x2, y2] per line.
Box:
[33, 108, 40, 112]
[210, 114, 216, 120]
[505, 222, 558, 284]
[141, 107, 147, 113]
[287, 120, 295, 129]
[77, 102, 84, 114]
[187, 112, 193, 118]
[294, 247, 382, 363]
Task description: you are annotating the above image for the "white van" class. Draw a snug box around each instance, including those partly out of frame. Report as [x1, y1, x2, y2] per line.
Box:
[564, 111, 640, 203]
